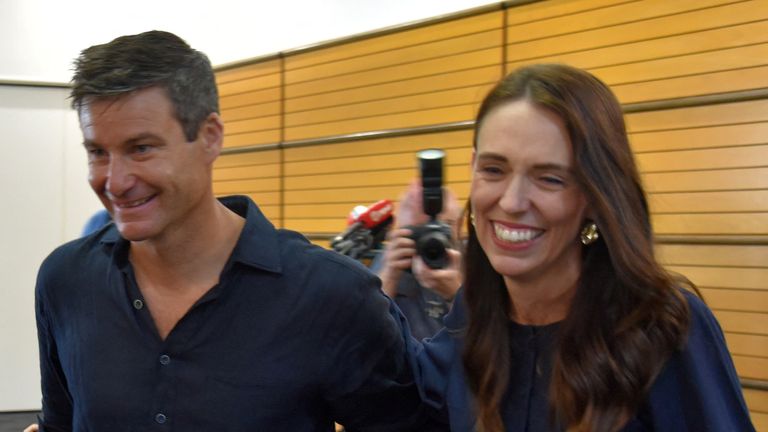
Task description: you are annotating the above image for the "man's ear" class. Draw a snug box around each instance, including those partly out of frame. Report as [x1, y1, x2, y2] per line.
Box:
[199, 112, 224, 163]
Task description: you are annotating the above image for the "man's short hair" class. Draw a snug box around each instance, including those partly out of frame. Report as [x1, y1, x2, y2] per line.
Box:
[71, 30, 219, 141]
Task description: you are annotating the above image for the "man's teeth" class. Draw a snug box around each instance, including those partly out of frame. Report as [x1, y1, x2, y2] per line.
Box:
[119, 197, 151, 208]
[494, 224, 539, 243]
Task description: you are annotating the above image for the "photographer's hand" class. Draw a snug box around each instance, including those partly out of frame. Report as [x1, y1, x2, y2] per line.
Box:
[412, 248, 461, 301]
[377, 228, 416, 298]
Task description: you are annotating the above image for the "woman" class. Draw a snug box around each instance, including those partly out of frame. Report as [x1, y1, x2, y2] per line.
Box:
[411, 64, 755, 431]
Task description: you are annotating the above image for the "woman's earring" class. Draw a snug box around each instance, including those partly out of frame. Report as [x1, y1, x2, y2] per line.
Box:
[470, 212, 476, 227]
[580, 222, 599, 245]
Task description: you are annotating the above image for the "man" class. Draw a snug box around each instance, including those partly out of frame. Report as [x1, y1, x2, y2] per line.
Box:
[372, 181, 462, 340]
[34, 30, 435, 431]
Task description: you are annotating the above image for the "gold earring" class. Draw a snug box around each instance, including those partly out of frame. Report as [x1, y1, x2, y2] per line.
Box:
[470, 212, 476, 227]
[580, 222, 599, 245]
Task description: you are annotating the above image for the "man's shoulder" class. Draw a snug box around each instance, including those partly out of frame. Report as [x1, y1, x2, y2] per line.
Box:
[38, 230, 112, 283]
[276, 228, 375, 279]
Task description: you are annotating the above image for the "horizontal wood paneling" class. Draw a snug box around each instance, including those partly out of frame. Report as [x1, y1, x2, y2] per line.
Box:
[752, 411, 768, 432]
[286, 66, 499, 113]
[285, 29, 502, 85]
[734, 355, 768, 381]
[283, 130, 473, 161]
[726, 333, 768, 358]
[284, 183, 472, 207]
[656, 244, 768, 267]
[745, 388, 768, 412]
[509, 15, 768, 70]
[216, 60, 281, 85]
[217, 59, 282, 149]
[282, 11, 502, 142]
[643, 168, 768, 193]
[652, 213, 768, 235]
[284, 86, 487, 128]
[506, 0, 764, 60]
[649, 190, 768, 214]
[667, 266, 767, 291]
[630, 122, 768, 153]
[626, 99, 768, 131]
[285, 105, 478, 142]
[285, 147, 471, 176]
[506, 0, 768, 105]
[285, 12, 503, 70]
[223, 130, 281, 148]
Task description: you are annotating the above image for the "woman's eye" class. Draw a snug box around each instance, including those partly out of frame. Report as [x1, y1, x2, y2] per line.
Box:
[479, 165, 503, 175]
[539, 176, 565, 189]
[540, 176, 565, 187]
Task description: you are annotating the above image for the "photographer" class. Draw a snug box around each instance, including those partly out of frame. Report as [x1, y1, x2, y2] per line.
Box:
[371, 180, 462, 340]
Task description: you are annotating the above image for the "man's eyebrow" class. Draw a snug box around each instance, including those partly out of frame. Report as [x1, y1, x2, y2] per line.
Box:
[82, 133, 163, 149]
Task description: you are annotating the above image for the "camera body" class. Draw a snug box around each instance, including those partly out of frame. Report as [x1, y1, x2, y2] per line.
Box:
[404, 149, 452, 269]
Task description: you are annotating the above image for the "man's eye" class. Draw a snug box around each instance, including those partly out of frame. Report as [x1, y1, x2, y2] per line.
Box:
[134, 145, 151, 153]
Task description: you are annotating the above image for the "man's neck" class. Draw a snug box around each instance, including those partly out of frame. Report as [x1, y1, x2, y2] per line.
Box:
[129, 198, 245, 291]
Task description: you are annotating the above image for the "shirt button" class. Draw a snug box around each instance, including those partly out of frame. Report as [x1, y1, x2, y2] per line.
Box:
[133, 299, 144, 310]
[159, 354, 171, 365]
[155, 413, 167, 424]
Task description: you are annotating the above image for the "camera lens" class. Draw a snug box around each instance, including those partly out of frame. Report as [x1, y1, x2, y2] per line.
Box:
[416, 231, 450, 269]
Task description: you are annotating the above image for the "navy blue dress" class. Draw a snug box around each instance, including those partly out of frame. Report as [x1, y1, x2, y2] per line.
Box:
[404, 290, 756, 431]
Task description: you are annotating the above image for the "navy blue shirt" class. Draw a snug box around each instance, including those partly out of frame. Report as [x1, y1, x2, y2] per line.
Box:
[406, 290, 756, 431]
[35, 195, 435, 431]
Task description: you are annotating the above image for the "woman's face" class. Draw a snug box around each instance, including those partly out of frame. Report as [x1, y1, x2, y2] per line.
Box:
[471, 99, 588, 286]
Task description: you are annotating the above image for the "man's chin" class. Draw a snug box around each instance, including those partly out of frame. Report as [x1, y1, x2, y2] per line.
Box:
[115, 221, 155, 242]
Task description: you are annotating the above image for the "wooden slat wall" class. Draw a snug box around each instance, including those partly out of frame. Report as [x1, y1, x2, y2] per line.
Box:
[212, 0, 768, 427]
[283, 130, 473, 233]
[282, 11, 504, 141]
[217, 59, 282, 148]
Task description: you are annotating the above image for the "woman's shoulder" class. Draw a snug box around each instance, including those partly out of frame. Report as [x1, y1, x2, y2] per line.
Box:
[678, 288, 725, 345]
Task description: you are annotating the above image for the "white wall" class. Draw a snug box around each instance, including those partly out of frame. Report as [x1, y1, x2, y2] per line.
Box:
[0, 85, 101, 410]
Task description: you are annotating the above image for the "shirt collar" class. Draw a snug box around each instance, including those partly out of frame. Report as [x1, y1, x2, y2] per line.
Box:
[99, 195, 283, 274]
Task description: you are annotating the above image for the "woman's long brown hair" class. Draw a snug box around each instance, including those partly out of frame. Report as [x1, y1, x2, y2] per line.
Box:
[462, 64, 691, 431]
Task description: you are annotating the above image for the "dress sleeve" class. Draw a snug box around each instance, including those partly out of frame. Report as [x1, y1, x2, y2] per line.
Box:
[644, 291, 756, 431]
[321, 268, 446, 431]
[35, 260, 74, 432]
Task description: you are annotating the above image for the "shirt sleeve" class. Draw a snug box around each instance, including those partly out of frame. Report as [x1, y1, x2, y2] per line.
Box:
[644, 291, 756, 431]
[35, 259, 74, 432]
[321, 267, 445, 431]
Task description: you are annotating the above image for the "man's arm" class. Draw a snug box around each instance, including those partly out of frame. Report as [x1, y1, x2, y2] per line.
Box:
[35, 268, 74, 432]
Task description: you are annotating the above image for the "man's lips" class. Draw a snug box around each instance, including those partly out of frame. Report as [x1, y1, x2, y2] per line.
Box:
[112, 195, 155, 209]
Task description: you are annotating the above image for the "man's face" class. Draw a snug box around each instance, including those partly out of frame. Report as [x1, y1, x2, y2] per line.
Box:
[80, 86, 219, 243]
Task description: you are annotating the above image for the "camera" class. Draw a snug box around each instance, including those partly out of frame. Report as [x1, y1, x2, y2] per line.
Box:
[405, 149, 453, 269]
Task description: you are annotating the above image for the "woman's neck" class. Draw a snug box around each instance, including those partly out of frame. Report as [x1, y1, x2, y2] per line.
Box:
[504, 256, 581, 326]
